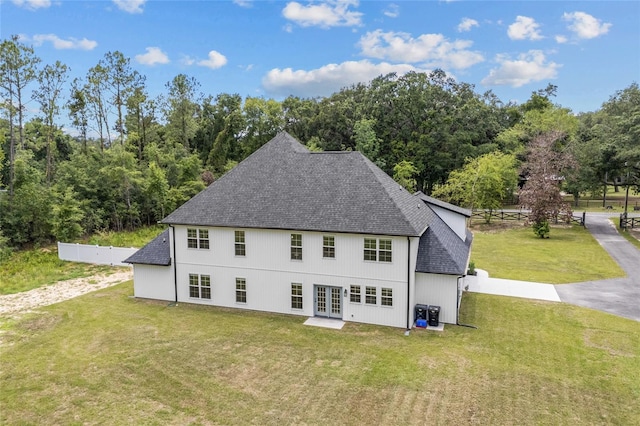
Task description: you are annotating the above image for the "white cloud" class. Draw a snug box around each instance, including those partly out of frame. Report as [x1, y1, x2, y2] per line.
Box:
[113, 0, 146, 14]
[481, 50, 560, 87]
[180, 55, 196, 66]
[508, 16, 543, 40]
[262, 59, 425, 97]
[563, 11, 611, 39]
[384, 3, 399, 18]
[358, 30, 483, 70]
[233, 0, 253, 7]
[457, 17, 479, 32]
[555, 35, 568, 44]
[197, 50, 228, 70]
[135, 47, 170, 66]
[11, 0, 51, 10]
[32, 34, 97, 50]
[282, 0, 363, 28]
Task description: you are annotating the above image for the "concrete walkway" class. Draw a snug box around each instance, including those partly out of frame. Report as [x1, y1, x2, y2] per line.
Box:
[466, 270, 561, 302]
[468, 213, 640, 322]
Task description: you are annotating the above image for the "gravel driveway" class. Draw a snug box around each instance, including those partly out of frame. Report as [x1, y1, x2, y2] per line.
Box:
[0, 269, 133, 317]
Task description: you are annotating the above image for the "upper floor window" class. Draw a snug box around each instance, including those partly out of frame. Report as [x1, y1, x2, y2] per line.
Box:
[323, 236, 335, 258]
[235, 231, 246, 256]
[188, 228, 209, 249]
[291, 233, 302, 260]
[363, 238, 392, 262]
[364, 238, 377, 261]
[189, 273, 211, 299]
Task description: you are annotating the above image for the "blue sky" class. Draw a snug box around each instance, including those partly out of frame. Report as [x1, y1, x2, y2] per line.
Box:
[2, 0, 639, 114]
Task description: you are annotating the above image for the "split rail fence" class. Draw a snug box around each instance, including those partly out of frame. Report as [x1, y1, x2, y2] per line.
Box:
[57, 242, 137, 267]
[471, 210, 586, 226]
[619, 214, 640, 229]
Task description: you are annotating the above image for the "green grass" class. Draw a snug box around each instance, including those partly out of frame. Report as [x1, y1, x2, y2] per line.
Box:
[1, 283, 638, 424]
[611, 216, 640, 250]
[470, 224, 625, 283]
[0, 226, 165, 296]
[0, 248, 115, 295]
[82, 224, 167, 248]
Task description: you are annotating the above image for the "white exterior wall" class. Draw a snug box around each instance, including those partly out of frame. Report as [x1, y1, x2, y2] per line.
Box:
[415, 272, 460, 324]
[133, 265, 174, 300]
[430, 205, 468, 241]
[173, 226, 413, 328]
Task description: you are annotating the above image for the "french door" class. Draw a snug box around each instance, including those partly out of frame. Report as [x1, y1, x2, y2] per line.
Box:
[314, 285, 342, 319]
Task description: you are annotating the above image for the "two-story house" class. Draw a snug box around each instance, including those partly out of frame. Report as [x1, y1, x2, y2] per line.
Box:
[125, 132, 472, 329]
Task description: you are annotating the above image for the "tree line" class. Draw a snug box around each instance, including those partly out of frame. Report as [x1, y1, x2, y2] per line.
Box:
[1, 36, 638, 251]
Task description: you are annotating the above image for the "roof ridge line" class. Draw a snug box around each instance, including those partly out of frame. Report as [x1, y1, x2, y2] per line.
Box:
[360, 154, 421, 235]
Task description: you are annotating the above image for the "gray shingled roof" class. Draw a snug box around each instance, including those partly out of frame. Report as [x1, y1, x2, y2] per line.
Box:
[124, 229, 171, 266]
[161, 132, 431, 237]
[415, 205, 473, 275]
[414, 191, 472, 217]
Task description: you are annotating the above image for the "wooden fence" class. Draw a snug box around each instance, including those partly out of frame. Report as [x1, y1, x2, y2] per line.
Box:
[619, 214, 640, 229]
[472, 210, 585, 226]
[58, 242, 137, 267]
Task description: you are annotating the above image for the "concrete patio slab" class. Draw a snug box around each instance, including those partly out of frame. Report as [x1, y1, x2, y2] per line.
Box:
[304, 317, 345, 329]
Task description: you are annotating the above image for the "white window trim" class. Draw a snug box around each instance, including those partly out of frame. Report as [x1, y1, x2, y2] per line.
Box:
[363, 238, 392, 263]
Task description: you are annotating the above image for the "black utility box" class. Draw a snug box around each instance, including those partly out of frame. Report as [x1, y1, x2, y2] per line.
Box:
[415, 304, 428, 321]
[427, 305, 440, 327]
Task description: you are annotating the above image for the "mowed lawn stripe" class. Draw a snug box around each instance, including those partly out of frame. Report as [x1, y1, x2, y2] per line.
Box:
[470, 224, 625, 283]
[1, 282, 638, 424]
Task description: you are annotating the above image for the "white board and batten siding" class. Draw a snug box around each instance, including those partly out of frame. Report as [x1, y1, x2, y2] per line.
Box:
[429, 205, 468, 241]
[133, 265, 174, 300]
[415, 272, 459, 324]
[172, 225, 415, 328]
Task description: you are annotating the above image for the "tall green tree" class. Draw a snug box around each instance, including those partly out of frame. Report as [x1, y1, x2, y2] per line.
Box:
[33, 60, 69, 182]
[67, 78, 90, 153]
[86, 63, 111, 150]
[165, 74, 201, 150]
[0, 35, 41, 196]
[433, 152, 517, 212]
[354, 118, 385, 169]
[101, 51, 143, 145]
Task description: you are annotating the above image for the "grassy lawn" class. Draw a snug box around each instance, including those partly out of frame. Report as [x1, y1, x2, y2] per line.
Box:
[470, 224, 625, 283]
[1, 282, 638, 424]
[0, 226, 165, 295]
[611, 216, 640, 250]
[0, 248, 114, 295]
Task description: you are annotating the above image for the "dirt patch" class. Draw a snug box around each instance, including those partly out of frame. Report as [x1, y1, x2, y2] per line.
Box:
[0, 269, 133, 318]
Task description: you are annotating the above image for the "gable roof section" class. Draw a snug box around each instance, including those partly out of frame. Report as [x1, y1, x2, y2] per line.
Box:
[414, 191, 471, 217]
[124, 229, 171, 266]
[162, 132, 431, 237]
[415, 205, 472, 275]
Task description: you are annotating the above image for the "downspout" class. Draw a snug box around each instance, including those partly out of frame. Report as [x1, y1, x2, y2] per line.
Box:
[456, 275, 477, 329]
[171, 225, 178, 305]
[406, 237, 411, 331]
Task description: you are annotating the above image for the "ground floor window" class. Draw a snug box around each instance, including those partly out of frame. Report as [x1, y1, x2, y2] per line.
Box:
[236, 278, 247, 303]
[291, 283, 303, 309]
[365, 286, 377, 304]
[350, 285, 361, 303]
[381, 287, 393, 306]
[189, 274, 211, 299]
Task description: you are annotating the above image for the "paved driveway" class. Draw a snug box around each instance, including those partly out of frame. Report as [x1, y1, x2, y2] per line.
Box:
[555, 214, 640, 322]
